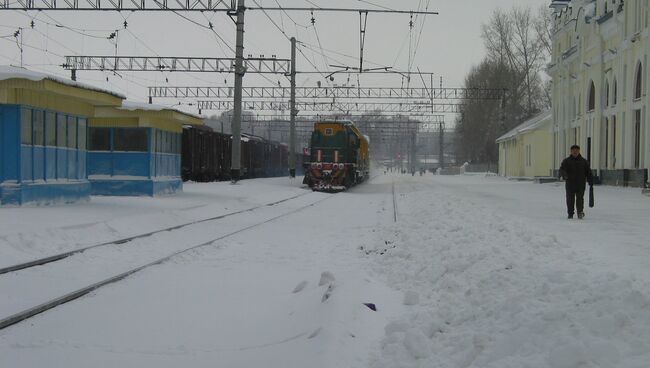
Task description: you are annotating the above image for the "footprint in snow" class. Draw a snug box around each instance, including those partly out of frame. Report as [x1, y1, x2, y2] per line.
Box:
[292, 280, 308, 294]
[319, 271, 336, 286]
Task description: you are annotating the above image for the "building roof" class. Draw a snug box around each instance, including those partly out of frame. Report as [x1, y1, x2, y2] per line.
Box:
[119, 101, 205, 120]
[496, 110, 552, 143]
[0, 65, 125, 99]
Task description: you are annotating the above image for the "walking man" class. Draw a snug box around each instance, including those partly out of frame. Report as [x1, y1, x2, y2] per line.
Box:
[559, 145, 593, 219]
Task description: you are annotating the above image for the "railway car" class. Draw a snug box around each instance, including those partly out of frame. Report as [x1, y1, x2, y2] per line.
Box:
[182, 124, 224, 182]
[304, 120, 370, 192]
[182, 125, 290, 182]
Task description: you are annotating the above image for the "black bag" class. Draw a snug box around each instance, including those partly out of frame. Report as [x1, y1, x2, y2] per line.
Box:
[589, 185, 595, 208]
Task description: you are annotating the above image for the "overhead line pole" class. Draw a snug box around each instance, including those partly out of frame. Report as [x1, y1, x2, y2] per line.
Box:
[289, 37, 297, 178]
[231, 0, 245, 182]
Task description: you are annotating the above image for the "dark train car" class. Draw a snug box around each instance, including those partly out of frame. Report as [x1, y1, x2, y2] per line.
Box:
[182, 125, 222, 182]
[183, 125, 291, 182]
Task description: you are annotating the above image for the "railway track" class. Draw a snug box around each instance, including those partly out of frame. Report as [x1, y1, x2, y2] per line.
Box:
[0, 192, 331, 331]
[392, 180, 398, 222]
[0, 192, 311, 276]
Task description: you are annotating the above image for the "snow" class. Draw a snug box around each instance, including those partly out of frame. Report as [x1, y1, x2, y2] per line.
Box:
[1, 174, 650, 367]
[119, 100, 205, 119]
[496, 109, 552, 143]
[0, 65, 125, 99]
[369, 175, 650, 368]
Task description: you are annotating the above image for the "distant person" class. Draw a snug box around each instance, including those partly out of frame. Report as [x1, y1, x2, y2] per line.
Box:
[559, 145, 593, 219]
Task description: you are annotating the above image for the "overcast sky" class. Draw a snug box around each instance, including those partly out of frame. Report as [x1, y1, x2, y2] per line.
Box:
[0, 0, 549, 115]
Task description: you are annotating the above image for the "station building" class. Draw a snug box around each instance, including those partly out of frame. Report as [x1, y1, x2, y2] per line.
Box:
[497, 110, 554, 178]
[549, 0, 650, 187]
[0, 66, 204, 205]
[87, 102, 203, 196]
[0, 66, 124, 205]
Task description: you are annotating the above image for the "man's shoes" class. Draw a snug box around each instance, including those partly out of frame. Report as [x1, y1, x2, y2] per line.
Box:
[578, 212, 585, 219]
[568, 214, 574, 219]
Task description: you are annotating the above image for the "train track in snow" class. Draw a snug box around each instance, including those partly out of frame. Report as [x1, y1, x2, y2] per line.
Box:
[0, 192, 332, 331]
[392, 180, 398, 222]
[0, 192, 312, 276]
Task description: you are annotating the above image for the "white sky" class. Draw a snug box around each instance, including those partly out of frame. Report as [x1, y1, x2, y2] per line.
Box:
[0, 0, 548, 115]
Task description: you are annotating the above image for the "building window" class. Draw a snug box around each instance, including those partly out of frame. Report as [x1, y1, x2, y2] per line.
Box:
[635, 110, 641, 168]
[33, 110, 44, 146]
[635, 63, 643, 100]
[88, 127, 111, 151]
[611, 116, 617, 168]
[67, 116, 77, 149]
[613, 79, 618, 105]
[588, 81, 596, 112]
[113, 128, 148, 152]
[605, 80, 610, 107]
[57, 114, 67, 148]
[46, 112, 56, 146]
[21, 108, 32, 145]
[78, 119, 87, 150]
[604, 118, 609, 168]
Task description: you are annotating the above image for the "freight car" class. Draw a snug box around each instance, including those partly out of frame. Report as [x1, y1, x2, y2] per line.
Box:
[182, 125, 293, 182]
[303, 120, 370, 192]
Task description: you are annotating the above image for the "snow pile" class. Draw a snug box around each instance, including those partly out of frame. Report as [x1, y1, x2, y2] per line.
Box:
[369, 180, 650, 368]
[0, 65, 125, 98]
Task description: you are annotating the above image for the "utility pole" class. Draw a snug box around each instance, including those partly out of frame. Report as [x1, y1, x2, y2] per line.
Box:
[289, 37, 297, 178]
[231, 0, 246, 182]
[411, 130, 417, 174]
[439, 122, 445, 171]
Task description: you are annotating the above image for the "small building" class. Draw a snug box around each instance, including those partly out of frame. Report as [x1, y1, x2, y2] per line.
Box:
[497, 110, 554, 178]
[0, 66, 123, 205]
[87, 102, 203, 196]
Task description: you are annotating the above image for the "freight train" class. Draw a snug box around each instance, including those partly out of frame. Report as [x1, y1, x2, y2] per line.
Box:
[182, 125, 299, 182]
[303, 120, 370, 192]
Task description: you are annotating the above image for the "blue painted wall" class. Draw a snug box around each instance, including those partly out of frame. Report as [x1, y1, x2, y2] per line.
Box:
[0, 104, 90, 205]
[87, 127, 182, 196]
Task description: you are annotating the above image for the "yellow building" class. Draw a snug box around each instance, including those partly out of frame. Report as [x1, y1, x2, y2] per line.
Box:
[497, 111, 554, 178]
[549, 0, 650, 187]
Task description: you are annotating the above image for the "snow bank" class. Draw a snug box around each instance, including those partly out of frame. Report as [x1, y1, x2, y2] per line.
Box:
[369, 178, 650, 368]
[119, 100, 204, 119]
[0, 65, 125, 99]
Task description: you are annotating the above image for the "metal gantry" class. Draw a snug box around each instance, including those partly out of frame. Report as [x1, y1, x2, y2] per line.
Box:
[149, 86, 505, 100]
[225, 114, 446, 123]
[63, 56, 291, 74]
[0, 0, 235, 11]
[197, 100, 464, 113]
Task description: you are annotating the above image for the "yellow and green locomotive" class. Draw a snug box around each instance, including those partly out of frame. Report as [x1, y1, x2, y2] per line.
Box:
[304, 120, 369, 192]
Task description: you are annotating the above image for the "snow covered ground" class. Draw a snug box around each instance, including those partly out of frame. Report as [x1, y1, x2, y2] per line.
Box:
[1, 174, 650, 367]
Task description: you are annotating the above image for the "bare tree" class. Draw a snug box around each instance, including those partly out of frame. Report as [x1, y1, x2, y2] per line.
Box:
[481, 5, 550, 116]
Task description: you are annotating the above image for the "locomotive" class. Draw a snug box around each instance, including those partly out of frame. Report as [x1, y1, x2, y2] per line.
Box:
[304, 120, 370, 192]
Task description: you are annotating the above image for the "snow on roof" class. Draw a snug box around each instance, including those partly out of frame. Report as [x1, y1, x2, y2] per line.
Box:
[119, 100, 204, 119]
[496, 110, 552, 143]
[0, 65, 125, 99]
